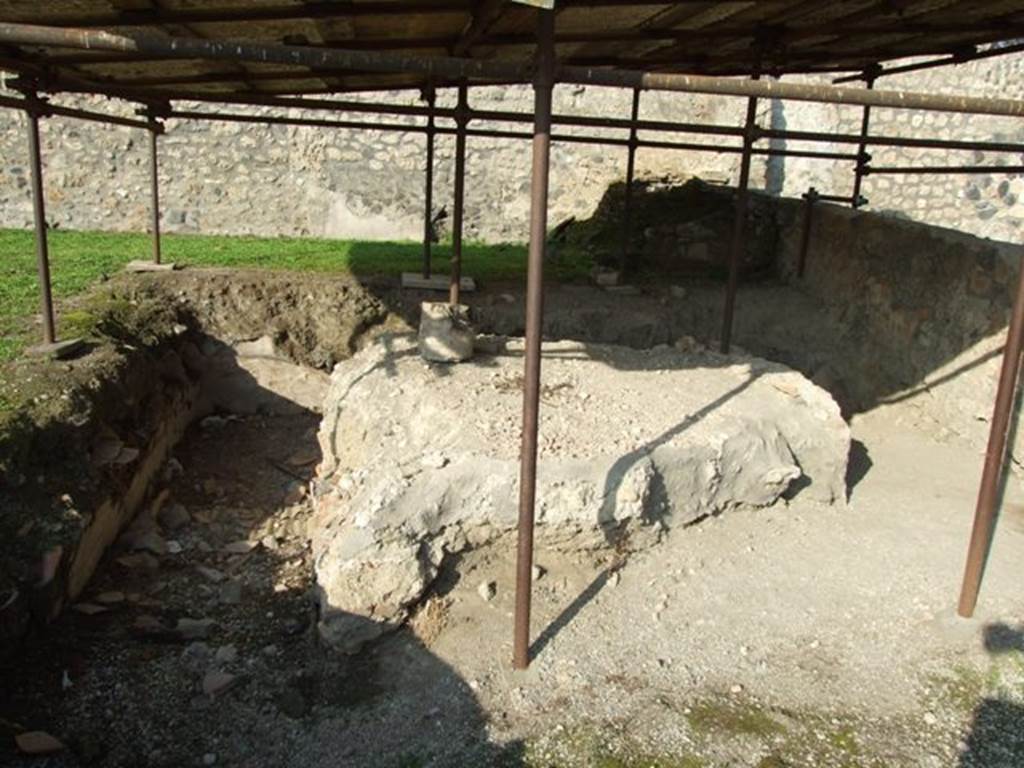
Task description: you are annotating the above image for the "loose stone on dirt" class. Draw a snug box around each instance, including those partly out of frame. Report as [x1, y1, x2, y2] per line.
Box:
[218, 580, 243, 605]
[14, 731, 65, 755]
[196, 565, 225, 583]
[202, 670, 243, 698]
[176, 618, 216, 641]
[418, 302, 475, 363]
[222, 540, 256, 554]
[477, 581, 497, 602]
[215, 644, 238, 664]
[158, 502, 191, 531]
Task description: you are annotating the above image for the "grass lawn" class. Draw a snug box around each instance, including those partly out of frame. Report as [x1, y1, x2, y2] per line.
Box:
[0, 228, 589, 363]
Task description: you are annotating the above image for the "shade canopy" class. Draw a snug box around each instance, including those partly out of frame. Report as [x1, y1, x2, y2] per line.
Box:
[1, 1, 1023, 98]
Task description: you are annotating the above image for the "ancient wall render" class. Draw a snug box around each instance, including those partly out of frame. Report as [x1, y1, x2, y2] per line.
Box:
[2, 49, 1023, 244]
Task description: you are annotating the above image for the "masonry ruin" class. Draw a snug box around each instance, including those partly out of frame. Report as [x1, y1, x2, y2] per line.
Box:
[2, 2, 1024, 766]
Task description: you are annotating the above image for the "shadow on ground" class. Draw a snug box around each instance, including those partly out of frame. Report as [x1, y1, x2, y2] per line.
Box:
[0, 337, 525, 768]
[958, 623, 1024, 768]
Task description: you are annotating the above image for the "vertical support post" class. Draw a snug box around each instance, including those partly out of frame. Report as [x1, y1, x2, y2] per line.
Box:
[958, 254, 1024, 617]
[25, 94, 56, 345]
[852, 72, 876, 209]
[796, 187, 818, 278]
[619, 87, 641, 276]
[148, 118, 163, 264]
[450, 83, 469, 305]
[720, 86, 759, 354]
[513, 6, 555, 671]
[422, 88, 436, 280]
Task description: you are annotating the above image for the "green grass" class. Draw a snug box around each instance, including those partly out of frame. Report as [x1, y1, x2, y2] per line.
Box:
[0, 228, 589, 362]
[523, 724, 707, 768]
[686, 702, 787, 739]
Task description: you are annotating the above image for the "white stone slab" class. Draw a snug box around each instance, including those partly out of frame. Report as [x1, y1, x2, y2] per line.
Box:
[24, 338, 86, 360]
[401, 272, 476, 292]
[125, 260, 179, 273]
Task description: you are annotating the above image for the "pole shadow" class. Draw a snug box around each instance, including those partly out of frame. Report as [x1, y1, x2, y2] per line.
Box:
[529, 369, 762, 662]
[957, 622, 1024, 768]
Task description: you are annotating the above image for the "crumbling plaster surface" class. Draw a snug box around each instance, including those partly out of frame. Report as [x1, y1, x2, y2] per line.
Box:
[311, 335, 850, 652]
[3, 49, 1024, 243]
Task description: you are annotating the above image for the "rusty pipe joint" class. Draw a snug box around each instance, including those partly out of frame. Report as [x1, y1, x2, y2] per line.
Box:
[137, 99, 171, 119]
[951, 45, 977, 64]
[421, 87, 437, 136]
[454, 85, 471, 128]
[529, 57, 556, 92]
[533, 46, 556, 92]
[16, 87, 51, 119]
[135, 102, 170, 135]
[856, 151, 873, 177]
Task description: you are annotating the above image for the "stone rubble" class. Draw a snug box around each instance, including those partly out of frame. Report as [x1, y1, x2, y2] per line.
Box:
[15, 731, 65, 755]
[417, 301, 475, 363]
[477, 581, 497, 602]
[158, 502, 191, 531]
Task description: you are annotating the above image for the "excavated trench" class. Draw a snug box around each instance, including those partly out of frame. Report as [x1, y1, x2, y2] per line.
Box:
[0, 270, 395, 656]
[0, 267, 861, 657]
[0, 259, 1001, 766]
[4, 253, 993, 665]
[0, 270, 407, 764]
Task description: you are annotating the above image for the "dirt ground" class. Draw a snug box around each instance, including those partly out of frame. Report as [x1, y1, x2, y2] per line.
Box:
[2, 384, 1022, 767]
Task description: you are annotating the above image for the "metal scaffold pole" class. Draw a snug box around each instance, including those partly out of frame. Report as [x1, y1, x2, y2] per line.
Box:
[513, 6, 555, 671]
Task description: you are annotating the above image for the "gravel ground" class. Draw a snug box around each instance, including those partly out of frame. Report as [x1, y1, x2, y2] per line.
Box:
[2, 402, 1023, 768]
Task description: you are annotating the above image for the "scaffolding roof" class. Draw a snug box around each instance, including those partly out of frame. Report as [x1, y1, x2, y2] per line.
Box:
[2, 1, 1024, 98]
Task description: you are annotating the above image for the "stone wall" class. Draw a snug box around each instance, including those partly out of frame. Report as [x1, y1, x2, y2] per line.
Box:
[0, 84, 749, 243]
[771, 49, 1024, 245]
[774, 198, 1024, 458]
[1, 49, 1023, 244]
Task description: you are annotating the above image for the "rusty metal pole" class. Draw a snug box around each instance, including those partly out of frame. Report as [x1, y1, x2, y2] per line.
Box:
[11, 23, 1024, 117]
[958, 254, 1024, 617]
[796, 187, 818, 278]
[513, 7, 555, 671]
[720, 86, 759, 354]
[423, 88, 436, 279]
[619, 87, 641, 276]
[148, 117, 163, 264]
[25, 93, 56, 345]
[450, 83, 468, 305]
[851, 73, 876, 208]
